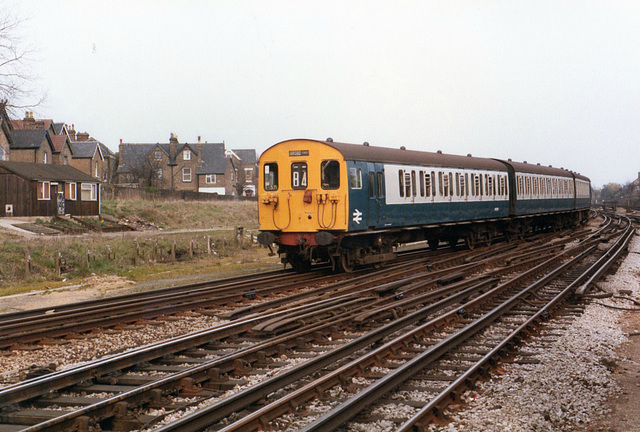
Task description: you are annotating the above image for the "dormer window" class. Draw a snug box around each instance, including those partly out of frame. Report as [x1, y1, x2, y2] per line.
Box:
[154, 150, 162, 160]
[183, 149, 191, 161]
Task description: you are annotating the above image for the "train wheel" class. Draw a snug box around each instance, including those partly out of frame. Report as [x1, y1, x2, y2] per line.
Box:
[465, 233, 477, 250]
[338, 252, 355, 273]
[448, 237, 460, 251]
[428, 239, 439, 251]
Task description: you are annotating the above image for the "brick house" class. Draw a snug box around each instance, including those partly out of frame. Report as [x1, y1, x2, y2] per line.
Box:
[196, 144, 237, 195]
[10, 112, 66, 165]
[50, 134, 73, 165]
[68, 128, 115, 182]
[117, 134, 249, 195]
[232, 149, 258, 196]
[9, 129, 55, 164]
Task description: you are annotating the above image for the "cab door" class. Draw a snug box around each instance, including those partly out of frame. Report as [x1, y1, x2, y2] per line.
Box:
[367, 163, 384, 228]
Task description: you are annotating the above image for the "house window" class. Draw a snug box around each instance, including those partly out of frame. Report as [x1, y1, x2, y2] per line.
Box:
[182, 167, 192, 182]
[154, 150, 162, 160]
[65, 182, 77, 200]
[183, 149, 191, 160]
[81, 183, 97, 201]
[244, 168, 253, 183]
[0, 146, 6, 161]
[94, 162, 98, 177]
[37, 181, 51, 200]
[155, 168, 163, 179]
[43, 152, 48, 164]
[206, 174, 216, 184]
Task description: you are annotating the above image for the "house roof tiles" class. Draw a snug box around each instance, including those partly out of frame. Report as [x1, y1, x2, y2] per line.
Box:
[9, 129, 51, 150]
[71, 140, 103, 159]
[0, 161, 99, 182]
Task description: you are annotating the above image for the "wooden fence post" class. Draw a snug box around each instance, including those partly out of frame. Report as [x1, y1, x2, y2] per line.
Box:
[25, 251, 31, 276]
[235, 227, 244, 248]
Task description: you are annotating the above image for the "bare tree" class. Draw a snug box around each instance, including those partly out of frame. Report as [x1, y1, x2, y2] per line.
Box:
[233, 166, 247, 196]
[126, 154, 167, 189]
[0, 10, 45, 114]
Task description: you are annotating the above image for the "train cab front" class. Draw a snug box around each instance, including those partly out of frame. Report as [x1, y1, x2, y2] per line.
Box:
[257, 139, 348, 272]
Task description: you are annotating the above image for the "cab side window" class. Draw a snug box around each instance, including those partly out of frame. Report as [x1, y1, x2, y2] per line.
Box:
[321, 160, 340, 189]
[264, 163, 278, 191]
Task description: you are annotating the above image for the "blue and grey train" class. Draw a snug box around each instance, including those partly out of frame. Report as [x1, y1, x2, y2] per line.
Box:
[257, 139, 591, 272]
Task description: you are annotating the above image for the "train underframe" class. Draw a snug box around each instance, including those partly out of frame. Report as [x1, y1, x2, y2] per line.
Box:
[263, 209, 590, 273]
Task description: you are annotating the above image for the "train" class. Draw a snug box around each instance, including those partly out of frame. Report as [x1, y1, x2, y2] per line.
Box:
[257, 138, 591, 272]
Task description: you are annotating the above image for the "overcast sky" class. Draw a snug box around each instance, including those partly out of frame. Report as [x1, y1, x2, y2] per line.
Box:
[5, 1, 640, 187]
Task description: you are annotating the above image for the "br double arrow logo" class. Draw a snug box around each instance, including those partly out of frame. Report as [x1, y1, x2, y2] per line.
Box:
[352, 209, 363, 224]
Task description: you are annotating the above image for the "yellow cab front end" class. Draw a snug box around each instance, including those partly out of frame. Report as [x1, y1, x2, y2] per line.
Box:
[257, 139, 349, 266]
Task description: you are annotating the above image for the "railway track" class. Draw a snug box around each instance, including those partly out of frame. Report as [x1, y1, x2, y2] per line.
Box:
[0, 236, 532, 351]
[0, 215, 630, 431]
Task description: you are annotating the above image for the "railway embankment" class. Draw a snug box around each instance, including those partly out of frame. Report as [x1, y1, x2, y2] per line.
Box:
[0, 199, 274, 302]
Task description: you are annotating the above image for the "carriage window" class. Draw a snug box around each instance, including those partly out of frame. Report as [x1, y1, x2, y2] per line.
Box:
[377, 172, 384, 198]
[399, 170, 405, 197]
[264, 163, 279, 191]
[411, 171, 417, 197]
[291, 162, 307, 189]
[349, 167, 362, 189]
[442, 173, 450, 197]
[368, 172, 375, 198]
[321, 160, 340, 190]
[405, 171, 412, 197]
[425, 172, 433, 197]
[419, 171, 425, 197]
[457, 173, 466, 197]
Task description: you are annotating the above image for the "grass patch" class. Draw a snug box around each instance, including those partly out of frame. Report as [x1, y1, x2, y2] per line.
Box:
[0, 199, 274, 297]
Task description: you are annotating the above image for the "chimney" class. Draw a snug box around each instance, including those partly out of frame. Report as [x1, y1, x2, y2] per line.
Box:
[68, 124, 76, 141]
[119, 140, 124, 156]
[23, 111, 36, 128]
[76, 132, 90, 142]
[198, 135, 201, 143]
[169, 132, 178, 160]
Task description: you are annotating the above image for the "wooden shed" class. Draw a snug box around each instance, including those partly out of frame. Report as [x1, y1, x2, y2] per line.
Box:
[0, 161, 101, 217]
